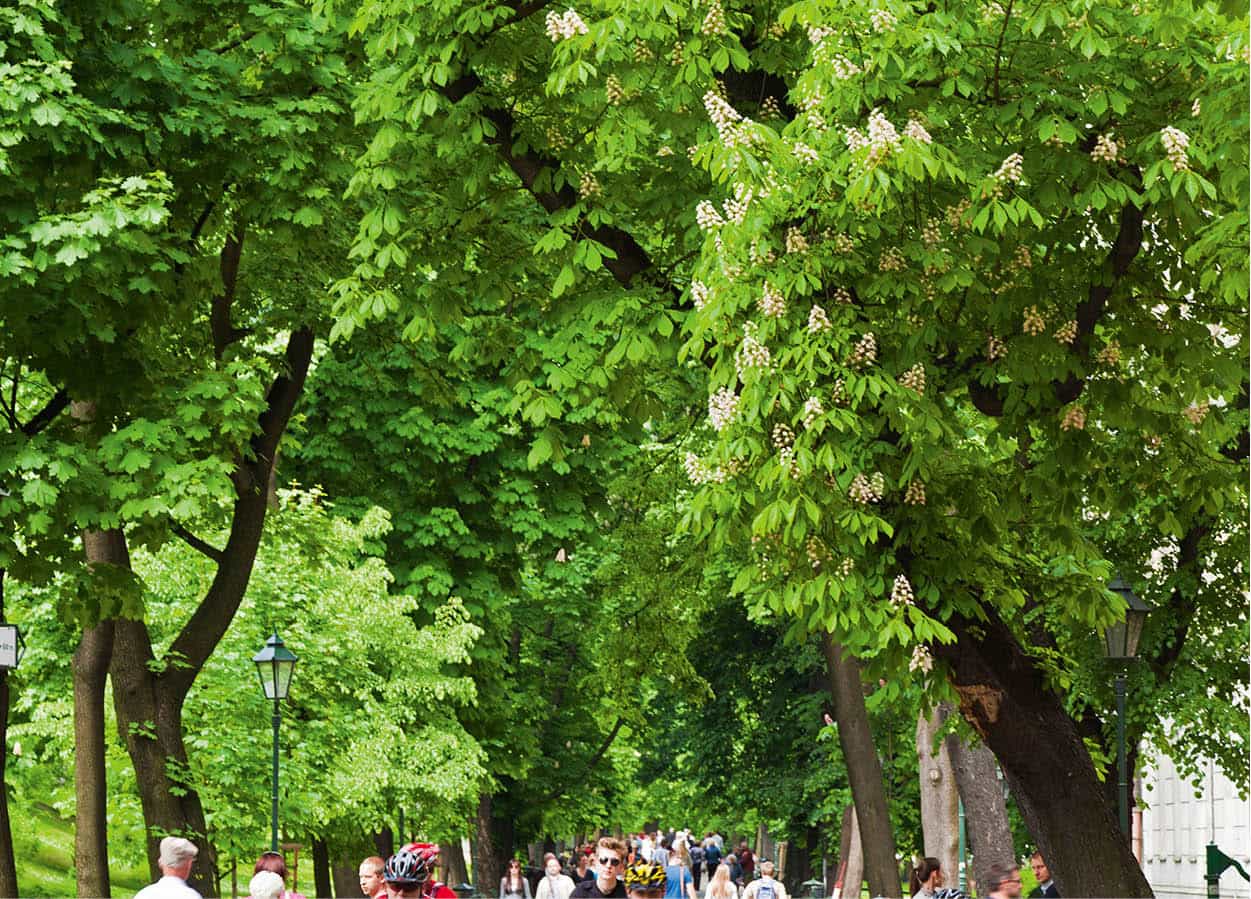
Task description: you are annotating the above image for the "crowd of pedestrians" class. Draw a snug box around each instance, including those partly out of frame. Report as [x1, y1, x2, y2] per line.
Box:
[134, 829, 1058, 899]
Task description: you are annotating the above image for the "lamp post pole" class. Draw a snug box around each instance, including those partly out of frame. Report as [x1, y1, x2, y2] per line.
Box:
[1115, 673, 1129, 837]
[271, 696, 281, 852]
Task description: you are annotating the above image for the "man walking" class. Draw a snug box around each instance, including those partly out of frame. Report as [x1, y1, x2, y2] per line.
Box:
[985, 863, 1023, 899]
[134, 837, 203, 899]
[571, 837, 628, 899]
[741, 862, 787, 899]
[361, 857, 387, 899]
[1027, 854, 1058, 898]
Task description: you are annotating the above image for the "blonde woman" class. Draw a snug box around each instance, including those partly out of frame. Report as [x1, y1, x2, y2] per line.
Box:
[704, 864, 738, 899]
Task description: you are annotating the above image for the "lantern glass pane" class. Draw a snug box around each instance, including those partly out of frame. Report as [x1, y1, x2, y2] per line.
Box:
[274, 659, 295, 699]
[1103, 620, 1129, 660]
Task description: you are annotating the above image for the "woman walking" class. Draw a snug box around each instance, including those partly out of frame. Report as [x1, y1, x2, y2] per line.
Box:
[502, 860, 534, 899]
[704, 865, 738, 899]
[537, 857, 577, 899]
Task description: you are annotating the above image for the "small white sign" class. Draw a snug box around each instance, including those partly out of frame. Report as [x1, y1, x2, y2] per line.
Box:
[0, 625, 19, 669]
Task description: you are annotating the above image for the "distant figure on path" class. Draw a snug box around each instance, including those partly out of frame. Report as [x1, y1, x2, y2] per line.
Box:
[537, 855, 577, 899]
[255, 851, 307, 899]
[361, 857, 388, 899]
[735, 843, 754, 884]
[133, 836, 203, 899]
[689, 839, 705, 892]
[985, 863, 1023, 899]
[1027, 854, 1059, 898]
[251, 872, 286, 899]
[574, 852, 596, 884]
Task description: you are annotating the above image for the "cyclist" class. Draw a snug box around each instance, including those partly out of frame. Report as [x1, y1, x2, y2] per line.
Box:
[384, 843, 457, 899]
[624, 863, 667, 899]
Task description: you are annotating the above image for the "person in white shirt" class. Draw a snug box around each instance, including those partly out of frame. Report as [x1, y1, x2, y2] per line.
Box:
[703, 864, 737, 899]
[740, 862, 787, 899]
[536, 856, 577, 899]
[133, 837, 203, 899]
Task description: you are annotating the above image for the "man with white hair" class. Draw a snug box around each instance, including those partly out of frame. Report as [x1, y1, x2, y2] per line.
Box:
[134, 836, 203, 899]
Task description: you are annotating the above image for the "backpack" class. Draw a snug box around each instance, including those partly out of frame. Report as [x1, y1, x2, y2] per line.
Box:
[755, 882, 776, 899]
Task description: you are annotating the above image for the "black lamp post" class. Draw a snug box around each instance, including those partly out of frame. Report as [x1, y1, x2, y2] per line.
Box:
[253, 631, 297, 852]
[1101, 578, 1150, 839]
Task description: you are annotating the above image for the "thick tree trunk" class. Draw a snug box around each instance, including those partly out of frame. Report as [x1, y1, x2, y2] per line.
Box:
[441, 841, 469, 887]
[313, 838, 333, 898]
[934, 607, 1152, 898]
[373, 828, 395, 860]
[108, 328, 312, 897]
[835, 805, 862, 899]
[74, 526, 130, 898]
[111, 617, 220, 894]
[821, 636, 900, 898]
[0, 579, 16, 899]
[475, 794, 501, 895]
[915, 708, 958, 881]
[943, 718, 1013, 893]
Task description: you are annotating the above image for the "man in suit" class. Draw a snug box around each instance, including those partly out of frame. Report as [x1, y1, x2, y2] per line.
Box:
[1027, 853, 1059, 898]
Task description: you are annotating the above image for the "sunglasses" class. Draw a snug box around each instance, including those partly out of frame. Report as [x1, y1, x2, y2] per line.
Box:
[598, 857, 622, 868]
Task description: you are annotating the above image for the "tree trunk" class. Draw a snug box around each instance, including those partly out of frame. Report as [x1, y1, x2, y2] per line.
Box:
[943, 718, 1013, 893]
[836, 805, 862, 899]
[74, 526, 130, 898]
[110, 617, 220, 894]
[441, 841, 469, 887]
[934, 607, 1153, 898]
[313, 838, 333, 898]
[915, 708, 958, 882]
[108, 328, 313, 897]
[373, 828, 395, 860]
[475, 794, 501, 895]
[821, 635, 900, 898]
[332, 865, 359, 899]
[0, 574, 17, 899]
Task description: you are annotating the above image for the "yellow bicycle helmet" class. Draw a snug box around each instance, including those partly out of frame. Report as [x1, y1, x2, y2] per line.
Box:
[624, 863, 667, 894]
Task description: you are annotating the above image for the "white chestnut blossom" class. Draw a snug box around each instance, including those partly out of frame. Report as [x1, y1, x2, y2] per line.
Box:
[903, 117, 932, 144]
[708, 387, 740, 431]
[696, 199, 724, 231]
[792, 141, 819, 164]
[807, 304, 832, 333]
[909, 644, 934, 673]
[1160, 126, 1190, 171]
[869, 7, 897, 31]
[690, 280, 711, 310]
[759, 281, 786, 318]
[545, 8, 589, 41]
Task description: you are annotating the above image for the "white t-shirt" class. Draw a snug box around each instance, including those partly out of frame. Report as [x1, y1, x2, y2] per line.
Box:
[134, 876, 203, 899]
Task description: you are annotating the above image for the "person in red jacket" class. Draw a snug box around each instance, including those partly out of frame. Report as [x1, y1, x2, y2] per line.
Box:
[384, 843, 457, 899]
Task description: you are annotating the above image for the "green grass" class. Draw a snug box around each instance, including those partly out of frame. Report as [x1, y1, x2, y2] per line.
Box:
[15, 803, 150, 898]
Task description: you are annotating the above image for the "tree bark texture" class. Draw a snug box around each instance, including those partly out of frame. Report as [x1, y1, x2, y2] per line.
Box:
[441, 841, 469, 887]
[943, 718, 1013, 893]
[74, 527, 127, 898]
[474, 794, 501, 896]
[835, 805, 863, 899]
[313, 838, 333, 899]
[915, 708, 959, 882]
[109, 327, 313, 896]
[821, 635, 901, 898]
[934, 607, 1153, 898]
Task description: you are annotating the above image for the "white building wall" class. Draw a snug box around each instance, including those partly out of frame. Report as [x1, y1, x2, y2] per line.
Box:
[1141, 751, 1250, 899]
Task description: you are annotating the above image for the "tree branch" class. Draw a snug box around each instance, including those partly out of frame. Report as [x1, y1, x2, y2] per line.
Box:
[169, 520, 225, 564]
[161, 325, 315, 701]
[210, 224, 253, 359]
[21, 388, 70, 436]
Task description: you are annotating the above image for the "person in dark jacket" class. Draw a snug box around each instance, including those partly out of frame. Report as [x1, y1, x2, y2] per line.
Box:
[1027, 854, 1058, 898]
